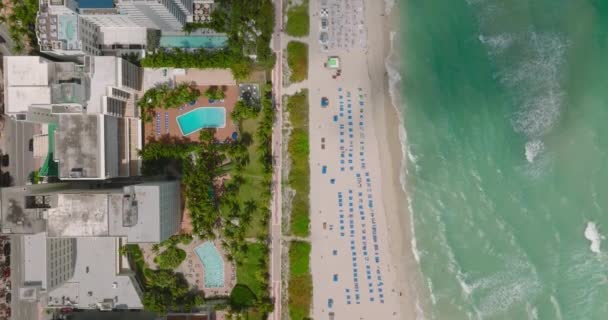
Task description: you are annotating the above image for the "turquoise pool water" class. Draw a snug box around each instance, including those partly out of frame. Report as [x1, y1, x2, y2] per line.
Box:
[160, 35, 228, 49]
[194, 242, 225, 288]
[177, 107, 226, 136]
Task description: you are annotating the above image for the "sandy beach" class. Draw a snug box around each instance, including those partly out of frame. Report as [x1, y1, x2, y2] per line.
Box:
[307, 0, 423, 319]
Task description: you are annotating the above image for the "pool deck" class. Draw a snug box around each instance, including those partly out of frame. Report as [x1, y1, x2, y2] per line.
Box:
[143, 85, 238, 143]
[141, 238, 236, 297]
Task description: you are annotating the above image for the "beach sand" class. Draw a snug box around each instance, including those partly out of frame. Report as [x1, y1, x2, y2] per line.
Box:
[307, 0, 424, 319]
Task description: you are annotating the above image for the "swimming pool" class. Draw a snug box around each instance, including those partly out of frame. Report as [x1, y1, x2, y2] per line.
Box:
[177, 107, 226, 136]
[194, 242, 225, 288]
[160, 35, 228, 49]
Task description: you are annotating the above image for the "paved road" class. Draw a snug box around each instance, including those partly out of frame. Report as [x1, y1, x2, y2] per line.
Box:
[269, 0, 284, 319]
[1, 118, 37, 186]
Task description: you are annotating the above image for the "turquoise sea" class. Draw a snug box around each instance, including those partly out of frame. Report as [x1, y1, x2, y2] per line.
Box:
[396, 0, 608, 319]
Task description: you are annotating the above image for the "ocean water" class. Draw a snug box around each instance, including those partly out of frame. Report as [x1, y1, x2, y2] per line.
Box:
[395, 0, 608, 319]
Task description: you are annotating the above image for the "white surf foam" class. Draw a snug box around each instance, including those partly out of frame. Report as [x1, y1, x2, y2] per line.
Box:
[550, 295, 563, 320]
[526, 303, 539, 320]
[478, 34, 514, 53]
[584, 222, 603, 254]
[426, 278, 437, 305]
[501, 32, 568, 139]
[472, 259, 542, 317]
[525, 139, 544, 163]
[385, 28, 432, 320]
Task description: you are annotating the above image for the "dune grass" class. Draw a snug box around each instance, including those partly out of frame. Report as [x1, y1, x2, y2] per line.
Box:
[287, 91, 310, 237]
[287, 41, 309, 83]
[285, 0, 309, 37]
[288, 241, 312, 320]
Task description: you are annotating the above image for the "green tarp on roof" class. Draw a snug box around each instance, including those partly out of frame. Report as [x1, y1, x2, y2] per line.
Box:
[39, 123, 58, 177]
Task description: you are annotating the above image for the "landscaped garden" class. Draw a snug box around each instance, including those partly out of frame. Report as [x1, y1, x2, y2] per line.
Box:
[139, 83, 201, 121]
[137, 82, 275, 318]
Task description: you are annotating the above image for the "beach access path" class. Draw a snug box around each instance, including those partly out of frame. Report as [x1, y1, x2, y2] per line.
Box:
[268, 0, 284, 318]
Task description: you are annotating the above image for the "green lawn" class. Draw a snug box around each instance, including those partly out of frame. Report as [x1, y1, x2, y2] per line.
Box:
[287, 91, 310, 237]
[288, 241, 312, 320]
[235, 243, 266, 298]
[219, 116, 268, 238]
[287, 41, 309, 83]
[285, 0, 309, 37]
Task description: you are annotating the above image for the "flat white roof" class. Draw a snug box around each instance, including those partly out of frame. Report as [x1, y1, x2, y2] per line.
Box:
[47, 193, 111, 237]
[109, 184, 162, 243]
[88, 56, 120, 114]
[4, 56, 52, 114]
[22, 232, 48, 289]
[7, 87, 52, 114]
[5, 56, 50, 86]
[99, 26, 147, 45]
[48, 237, 143, 309]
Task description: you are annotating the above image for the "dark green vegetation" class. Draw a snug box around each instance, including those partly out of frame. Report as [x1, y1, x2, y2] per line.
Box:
[146, 0, 276, 79]
[288, 241, 312, 320]
[287, 42, 309, 83]
[139, 83, 200, 122]
[0, 0, 38, 53]
[143, 268, 204, 314]
[154, 246, 187, 270]
[229, 284, 257, 311]
[285, 0, 309, 37]
[141, 49, 254, 80]
[204, 85, 227, 101]
[138, 83, 276, 317]
[123, 245, 203, 314]
[286, 91, 310, 237]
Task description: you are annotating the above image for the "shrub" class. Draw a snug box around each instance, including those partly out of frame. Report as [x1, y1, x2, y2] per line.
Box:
[286, 0, 309, 37]
[205, 86, 226, 101]
[288, 241, 312, 320]
[287, 91, 310, 237]
[154, 246, 186, 270]
[287, 42, 308, 83]
[229, 284, 257, 311]
[139, 83, 200, 121]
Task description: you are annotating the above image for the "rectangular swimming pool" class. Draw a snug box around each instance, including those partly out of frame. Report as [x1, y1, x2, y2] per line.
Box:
[160, 35, 228, 49]
[177, 107, 226, 136]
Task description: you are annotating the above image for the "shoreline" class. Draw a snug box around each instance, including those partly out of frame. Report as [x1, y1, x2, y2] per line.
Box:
[367, 0, 431, 318]
[305, 0, 428, 318]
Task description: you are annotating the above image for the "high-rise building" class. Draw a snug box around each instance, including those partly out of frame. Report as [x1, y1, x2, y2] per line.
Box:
[36, 0, 148, 57]
[2, 55, 143, 178]
[22, 233, 77, 293]
[115, 0, 193, 31]
[2, 180, 181, 309]
[0, 180, 181, 242]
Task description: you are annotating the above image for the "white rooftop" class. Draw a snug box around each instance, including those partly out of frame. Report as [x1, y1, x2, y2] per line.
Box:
[48, 237, 143, 309]
[23, 232, 48, 289]
[3, 56, 52, 114]
[4, 56, 50, 86]
[109, 184, 163, 243]
[47, 193, 111, 237]
[88, 56, 121, 114]
[7, 87, 52, 114]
